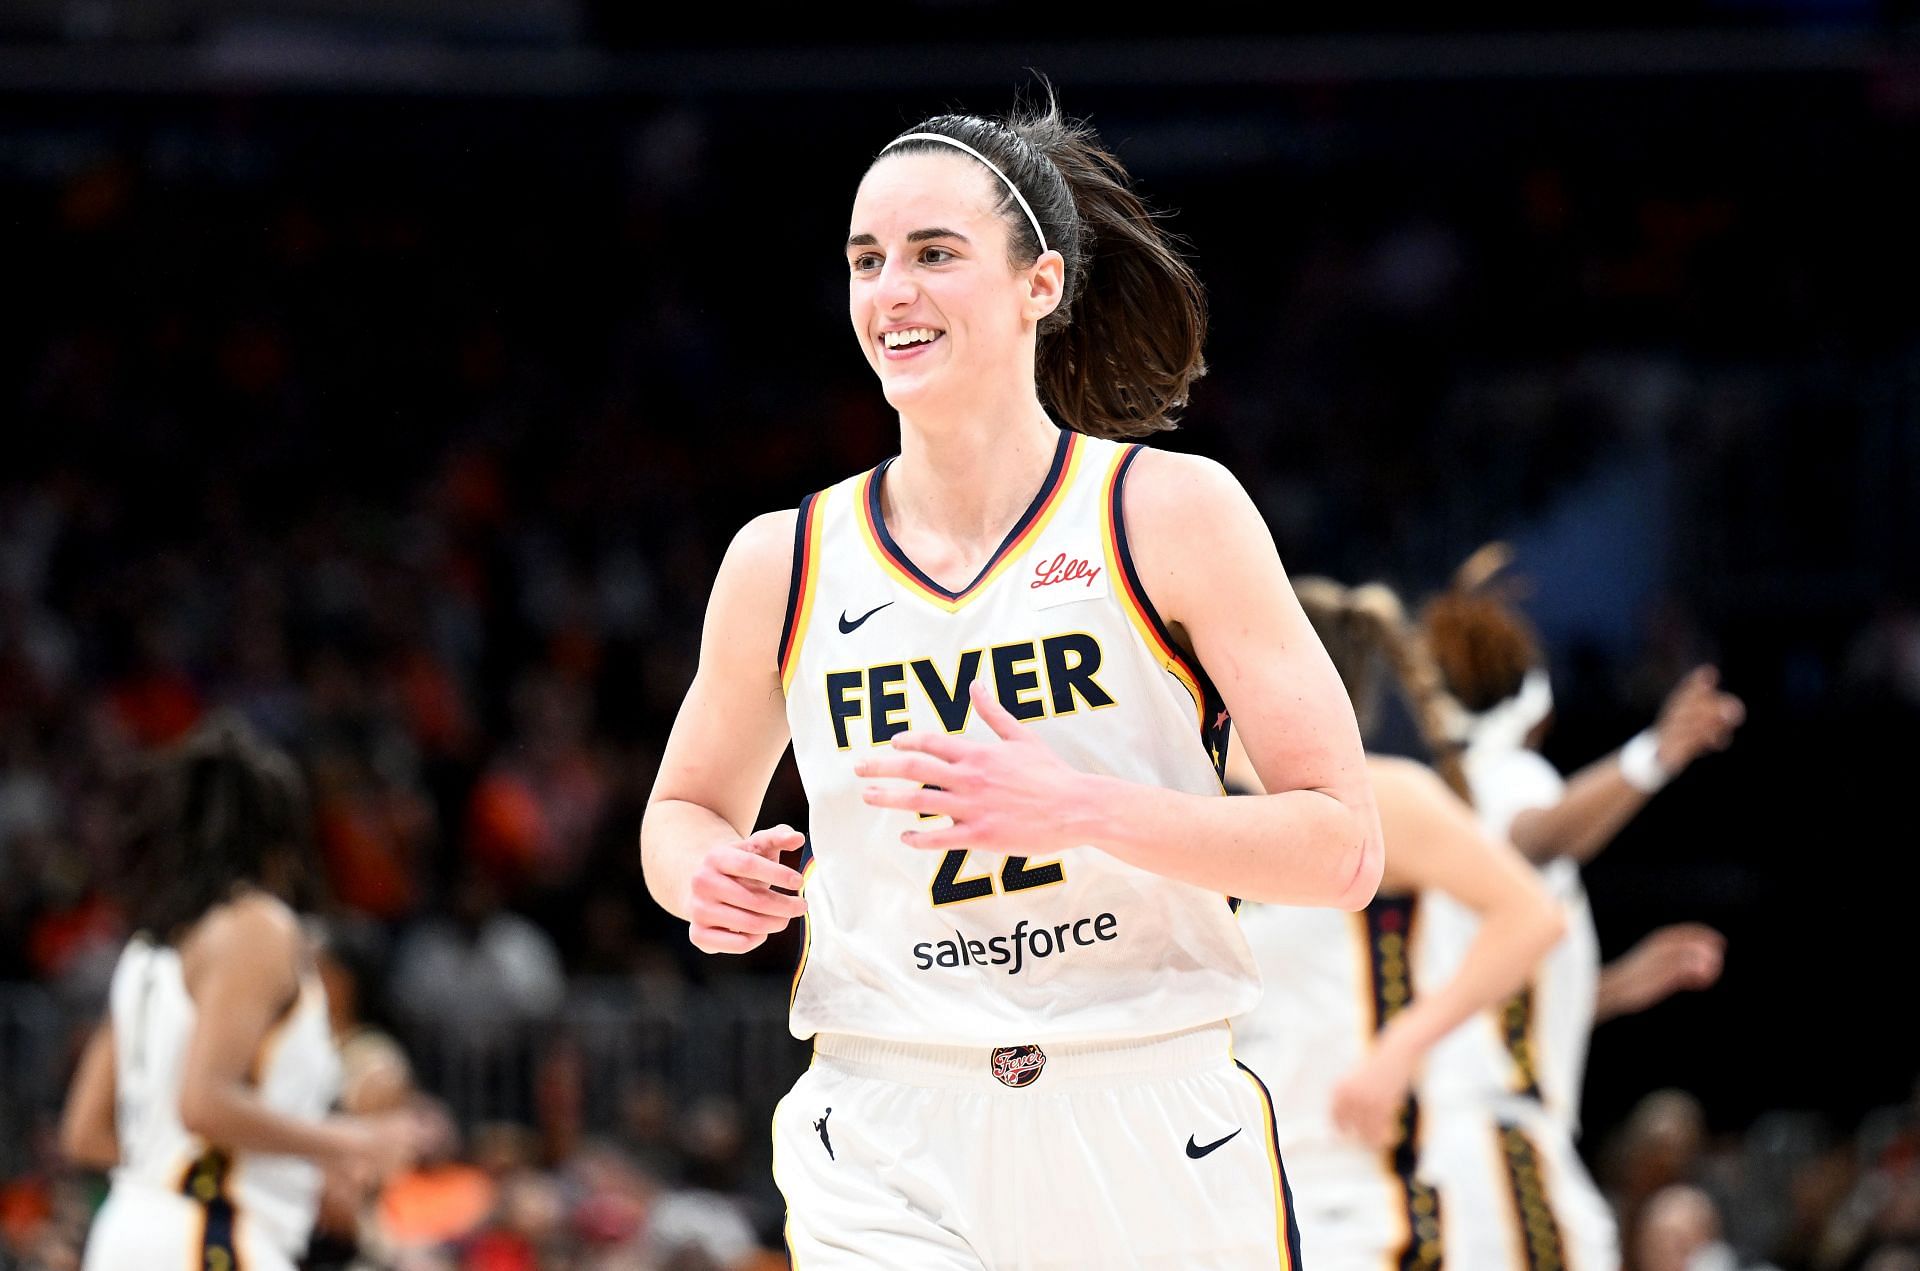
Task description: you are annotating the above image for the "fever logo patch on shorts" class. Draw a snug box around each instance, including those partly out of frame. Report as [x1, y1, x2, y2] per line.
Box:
[990, 1044, 1046, 1088]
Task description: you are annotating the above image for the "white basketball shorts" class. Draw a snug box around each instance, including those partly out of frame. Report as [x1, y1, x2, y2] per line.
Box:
[1420, 1106, 1620, 1271]
[1283, 1140, 1442, 1271]
[773, 1022, 1305, 1270]
[82, 1179, 298, 1271]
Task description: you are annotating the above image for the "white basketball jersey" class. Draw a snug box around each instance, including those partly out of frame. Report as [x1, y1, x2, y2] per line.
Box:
[1234, 900, 1390, 1151]
[106, 933, 341, 1255]
[1417, 747, 1600, 1133]
[1234, 893, 1444, 1268]
[780, 430, 1259, 1045]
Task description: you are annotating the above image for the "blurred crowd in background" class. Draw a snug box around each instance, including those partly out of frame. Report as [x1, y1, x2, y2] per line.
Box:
[2, 24, 1919, 1270]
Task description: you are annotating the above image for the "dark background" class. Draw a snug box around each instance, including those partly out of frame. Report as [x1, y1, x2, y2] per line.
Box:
[2, 3, 1917, 1267]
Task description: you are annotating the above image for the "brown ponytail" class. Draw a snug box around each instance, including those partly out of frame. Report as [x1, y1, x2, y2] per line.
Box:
[1376, 604, 1473, 804]
[1296, 577, 1472, 802]
[875, 91, 1208, 439]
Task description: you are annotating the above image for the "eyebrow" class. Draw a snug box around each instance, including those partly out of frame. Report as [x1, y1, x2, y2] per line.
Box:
[845, 227, 972, 250]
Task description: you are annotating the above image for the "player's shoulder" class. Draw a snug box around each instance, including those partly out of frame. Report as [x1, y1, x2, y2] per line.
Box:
[730, 507, 800, 558]
[1121, 445, 1244, 503]
[180, 890, 306, 988]
[1112, 446, 1280, 620]
[199, 890, 304, 954]
[722, 461, 873, 586]
[1370, 756, 1491, 844]
[1116, 445, 1258, 538]
[1366, 752, 1456, 802]
[718, 507, 802, 590]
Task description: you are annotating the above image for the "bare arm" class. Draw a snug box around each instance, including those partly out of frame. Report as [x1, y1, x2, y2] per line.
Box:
[859, 452, 1382, 909]
[1594, 923, 1725, 1022]
[640, 511, 807, 952]
[1127, 451, 1382, 906]
[1230, 743, 1568, 1145]
[1327, 756, 1566, 1145]
[58, 1020, 119, 1169]
[1508, 666, 1744, 865]
[178, 898, 411, 1178]
[1506, 761, 1652, 866]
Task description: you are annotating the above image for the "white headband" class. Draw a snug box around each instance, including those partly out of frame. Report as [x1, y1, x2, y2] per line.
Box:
[881, 132, 1049, 255]
[1439, 667, 1554, 756]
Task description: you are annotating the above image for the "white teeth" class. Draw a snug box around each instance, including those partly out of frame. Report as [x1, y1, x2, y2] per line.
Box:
[884, 327, 940, 349]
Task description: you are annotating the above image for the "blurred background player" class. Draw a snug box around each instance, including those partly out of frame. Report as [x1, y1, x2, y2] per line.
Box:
[1230, 577, 1565, 1271]
[56, 713, 422, 1271]
[1414, 546, 1745, 1270]
[306, 916, 443, 1269]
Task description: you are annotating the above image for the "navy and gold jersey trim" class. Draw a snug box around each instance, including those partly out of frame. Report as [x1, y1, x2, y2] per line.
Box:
[178, 1149, 228, 1206]
[1499, 984, 1545, 1102]
[1496, 1122, 1569, 1271]
[855, 428, 1080, 612]
[779, 492, 828, 692]
[1101, 444, 1228, 758]
[788, 838, 818, 1012]
[1362, 896, 1417, 1036]
[180, 1149, 242, 1271]
[1393, 1121, 1445, 1270]
[1233, 1059, 1305, 1270]
[1363, 897, 1445, 1268]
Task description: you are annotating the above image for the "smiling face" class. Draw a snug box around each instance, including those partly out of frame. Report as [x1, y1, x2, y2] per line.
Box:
[846, 151, 1061, 419]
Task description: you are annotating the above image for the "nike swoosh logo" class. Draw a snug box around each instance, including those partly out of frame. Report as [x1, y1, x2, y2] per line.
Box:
[1186, 1128, 1242, 1159]
[838, 601, 893, 634]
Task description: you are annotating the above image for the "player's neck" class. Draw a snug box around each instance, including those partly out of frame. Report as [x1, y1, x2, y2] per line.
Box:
[887, 402, 1061, 548]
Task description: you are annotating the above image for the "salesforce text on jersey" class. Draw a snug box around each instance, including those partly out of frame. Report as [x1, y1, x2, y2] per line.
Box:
[913, 912, 1119, 976]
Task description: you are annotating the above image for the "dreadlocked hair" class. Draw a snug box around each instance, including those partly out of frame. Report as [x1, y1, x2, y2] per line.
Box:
[1295, 577, 1471, 801]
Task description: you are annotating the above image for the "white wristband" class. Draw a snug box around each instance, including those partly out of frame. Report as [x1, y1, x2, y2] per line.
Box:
[1618, 729, 1672, 793]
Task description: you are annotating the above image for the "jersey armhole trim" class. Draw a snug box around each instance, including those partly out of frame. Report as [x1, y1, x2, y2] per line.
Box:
[778, 491, 828, 693]
[1101, 445, 1202, 720]
[1101, 447, 1233, 782]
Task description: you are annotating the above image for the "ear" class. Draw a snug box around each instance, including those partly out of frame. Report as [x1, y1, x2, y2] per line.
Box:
[1024, 249, 1066, 323]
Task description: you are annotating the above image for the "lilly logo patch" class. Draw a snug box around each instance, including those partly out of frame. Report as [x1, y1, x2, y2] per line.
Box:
[1026, 543, 1108, 609]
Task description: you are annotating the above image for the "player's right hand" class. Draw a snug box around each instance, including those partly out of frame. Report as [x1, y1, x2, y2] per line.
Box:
[1654, 666, 1745, 772]
[688, 824, 808, 955]
[334, 1106, 435, 1195]
[1330, 1040, 1418, 1150]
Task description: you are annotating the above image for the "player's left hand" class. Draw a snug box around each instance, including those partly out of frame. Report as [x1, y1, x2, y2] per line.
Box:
[1605, 922, 1726, 1016]
[1330, 1040, 1419, 1149]
[854, 680, 1093, 856]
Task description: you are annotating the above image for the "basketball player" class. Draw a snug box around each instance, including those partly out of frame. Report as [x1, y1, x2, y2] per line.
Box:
[1413, 548, 1744, 1271]
[641, 96, 1383, 1268]
[58, 714, 421, 1271]
[1228, 578, 1565, 1271]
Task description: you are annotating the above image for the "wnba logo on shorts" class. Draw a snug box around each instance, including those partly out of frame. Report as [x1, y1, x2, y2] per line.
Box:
[990, 1044, 1046, 1088]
